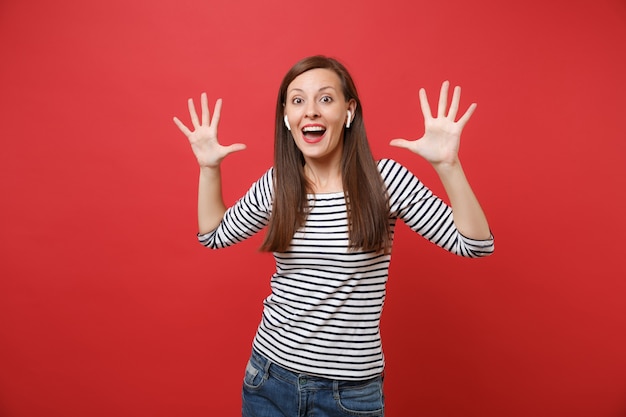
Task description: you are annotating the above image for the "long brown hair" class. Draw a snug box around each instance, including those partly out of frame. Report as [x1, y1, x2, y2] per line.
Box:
[260, 56, 391, 253]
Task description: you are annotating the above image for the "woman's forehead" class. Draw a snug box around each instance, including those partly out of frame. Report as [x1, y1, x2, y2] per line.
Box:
[287, 68, 341, 94]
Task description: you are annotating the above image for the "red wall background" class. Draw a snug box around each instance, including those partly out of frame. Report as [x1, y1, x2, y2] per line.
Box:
[1, 0, 625, 416]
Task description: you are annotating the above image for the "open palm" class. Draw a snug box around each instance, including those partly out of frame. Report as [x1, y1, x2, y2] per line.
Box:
[173, 93, 246, 168]
[390, 81, 476, 167]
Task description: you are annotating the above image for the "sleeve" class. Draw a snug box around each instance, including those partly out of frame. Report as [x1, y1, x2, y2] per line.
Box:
[197, 167, 274, 249]
[379, 159, 494, 258]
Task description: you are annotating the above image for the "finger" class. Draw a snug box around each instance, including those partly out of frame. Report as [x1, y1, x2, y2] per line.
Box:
[201, 92, 210, 126]
[419, 88, 432, 120]
[447, 86, 461, 120]
[437, 80, 449, 118]
[173, 117, 192, 136]
[224, 143, 247, 155]
[389, 138, 413, 149]
[211, 98, 222, 128]
[457, 102, 477, 127]
[188, 98, 200, 128]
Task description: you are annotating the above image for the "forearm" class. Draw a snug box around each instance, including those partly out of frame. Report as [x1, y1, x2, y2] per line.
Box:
[197, 166, 227, 234]
[434, 161, 491, 240]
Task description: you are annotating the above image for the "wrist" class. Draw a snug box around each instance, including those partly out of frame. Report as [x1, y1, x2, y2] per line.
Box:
[432, 158, 462, 175]
[199, 165, 221, 177]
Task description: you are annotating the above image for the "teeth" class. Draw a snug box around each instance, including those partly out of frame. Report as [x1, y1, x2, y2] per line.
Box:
[302, 126, 325, 132]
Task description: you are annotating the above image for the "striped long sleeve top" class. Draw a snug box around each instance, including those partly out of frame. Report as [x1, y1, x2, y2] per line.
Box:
[198, 158, 494, 380]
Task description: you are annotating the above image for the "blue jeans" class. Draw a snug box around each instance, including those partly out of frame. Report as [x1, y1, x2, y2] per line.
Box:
[241, 350, 385, 417]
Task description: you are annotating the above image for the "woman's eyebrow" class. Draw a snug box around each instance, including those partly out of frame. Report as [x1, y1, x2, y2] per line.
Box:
[287, 86, 337, 95]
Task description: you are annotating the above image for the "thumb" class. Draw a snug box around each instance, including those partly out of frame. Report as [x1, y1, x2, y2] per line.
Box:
[225, 143, 247, 154]
[389, 138, 412, 149]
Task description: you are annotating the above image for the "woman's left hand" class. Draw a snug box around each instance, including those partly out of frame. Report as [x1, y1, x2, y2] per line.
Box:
[390, 81, 476, 168]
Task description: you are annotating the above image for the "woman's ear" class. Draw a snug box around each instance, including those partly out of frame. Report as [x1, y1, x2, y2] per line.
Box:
[283, 115, 291, 131]
[347, 100, 357, 128]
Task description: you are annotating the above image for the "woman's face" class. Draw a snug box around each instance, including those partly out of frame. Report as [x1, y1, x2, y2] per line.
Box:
[284, 68, 356, 165]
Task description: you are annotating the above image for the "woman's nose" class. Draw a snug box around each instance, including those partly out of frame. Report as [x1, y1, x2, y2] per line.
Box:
[305, 103, 320, 118]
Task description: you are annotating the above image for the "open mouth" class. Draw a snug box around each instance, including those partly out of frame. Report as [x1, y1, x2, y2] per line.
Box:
[302, 125, 326, 143]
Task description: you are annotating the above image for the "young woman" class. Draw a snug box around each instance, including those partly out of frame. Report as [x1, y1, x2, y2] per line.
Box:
[173, 55, 494, 417]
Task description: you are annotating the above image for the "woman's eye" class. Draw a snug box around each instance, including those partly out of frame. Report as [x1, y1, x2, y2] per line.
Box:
[321, 96, 332, 103]
[292, 97, 303, 104]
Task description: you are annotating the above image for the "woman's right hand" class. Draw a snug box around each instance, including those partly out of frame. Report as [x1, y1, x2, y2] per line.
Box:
[173, 93, 246, 167]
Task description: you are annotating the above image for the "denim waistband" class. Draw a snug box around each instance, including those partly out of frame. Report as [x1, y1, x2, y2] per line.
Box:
[249, 349, 382, 390]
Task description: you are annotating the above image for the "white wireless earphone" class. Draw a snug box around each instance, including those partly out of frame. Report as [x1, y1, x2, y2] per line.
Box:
[346, 110, 352, 128]
[284, 115, 291, 131]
